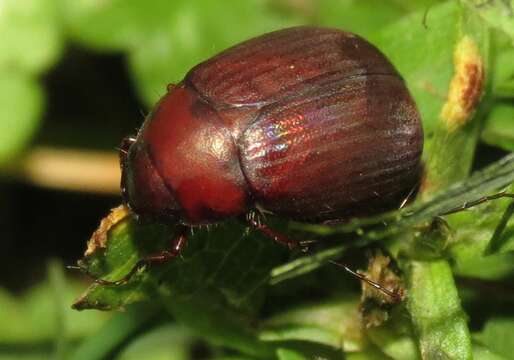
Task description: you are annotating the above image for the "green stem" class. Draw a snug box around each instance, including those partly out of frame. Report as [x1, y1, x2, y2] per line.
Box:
[406, 260, 472, 360]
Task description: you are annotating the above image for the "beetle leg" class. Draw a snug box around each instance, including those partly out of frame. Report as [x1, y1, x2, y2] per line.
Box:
[245, 217, 302, 250]
[245, 215, 401, 300]
[75, 227, 188, 286]
[329, 260, 403, 302]
[246, 214, 315, 252]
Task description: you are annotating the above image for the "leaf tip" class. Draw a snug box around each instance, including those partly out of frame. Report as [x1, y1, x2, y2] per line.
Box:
[85, 204, 131, 256]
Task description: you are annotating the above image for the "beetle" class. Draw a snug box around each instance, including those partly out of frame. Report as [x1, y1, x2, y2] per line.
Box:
[105, 26, 423, 285]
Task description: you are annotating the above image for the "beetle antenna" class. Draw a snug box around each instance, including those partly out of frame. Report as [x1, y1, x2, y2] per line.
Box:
[329, 260, 402, 302]
[139, 109, 148, 119]
[441, 191, 514, 216]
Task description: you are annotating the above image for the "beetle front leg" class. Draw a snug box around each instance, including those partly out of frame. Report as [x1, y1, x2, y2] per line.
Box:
[75, 226, 189, 286]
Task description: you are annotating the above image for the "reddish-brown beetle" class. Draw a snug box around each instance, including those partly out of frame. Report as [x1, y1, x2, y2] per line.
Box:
[107, 26, 423, 285]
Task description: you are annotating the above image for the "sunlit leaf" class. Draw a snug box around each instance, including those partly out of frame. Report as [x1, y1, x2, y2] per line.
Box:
[0, 0, 63, 74]
[70, 304, 158, 360]
[128, 0, 300, 105]
[260, 297, 363, 351]
[61, 0, 300, 105]
[276, 348, 307, 360]
[60, 0, 171, 50]
[0, 267, 107, 345]
[482, 104, 514, 151]
[315, 0, 406, 38]
[462, 0, 514, 43]
[115, 324, 193, 360]
[475, 317, 514, 359]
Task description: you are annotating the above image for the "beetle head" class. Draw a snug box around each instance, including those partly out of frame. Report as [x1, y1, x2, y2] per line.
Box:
[120, 136, 181, 222]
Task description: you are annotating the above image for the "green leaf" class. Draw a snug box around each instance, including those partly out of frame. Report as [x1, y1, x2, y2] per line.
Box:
[475, 317, 514, 359]
[447, 200, 514, 279]
[128, 0, 299, 105]
[72, 210, 289, 357]
[425, 6, 490, 193]
[462, 0, 514, 43]
[62, 0, 299, 105]
[345, 347, 392, 360]
[60, 0, 170, 50]
[315, 0, 446, 34]
[406, 260, 472, 360]
[115, 324, 193, 360]
[276, 348, 307, 360]
[0, 270, 107, 345]
[389, 0, 447, 10]
[274, 343, 344, 360]
[211, 357, 258, 360]
[0, 0, 63, 74]
[72, 218, 171, 311]
[430, 176, 514, 279]
[491, 40, 514, 97]
[259, 297, 364, 352]
[0, 262, 109, 360]
[472, 343, 507, 360]
[0, 73, 43, 166]
[367, 308, 421, 360]
[70, 303, 158, 360]
[0, 353, 50, 360]
[315, 0, 406, 39]
[161, 291, 275, 358]
[211, 358, 258, 360]
[484, 200, 514, 255]
[482, 103, 514, 151]
[73, 214, 286, 311]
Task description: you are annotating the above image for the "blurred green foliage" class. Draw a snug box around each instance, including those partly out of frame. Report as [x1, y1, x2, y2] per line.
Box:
[2, 0, 514, 359]
[0, 0, 61, 165]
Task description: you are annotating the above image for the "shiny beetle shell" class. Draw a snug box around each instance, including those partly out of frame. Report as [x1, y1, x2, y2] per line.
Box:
[121, 26, 423, 225]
